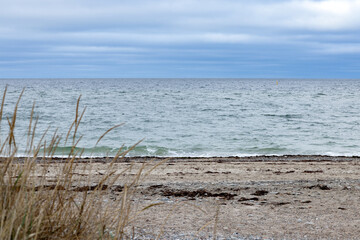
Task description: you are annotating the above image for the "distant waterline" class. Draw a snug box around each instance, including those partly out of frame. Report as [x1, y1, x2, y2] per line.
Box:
[1, 78, 360, 157]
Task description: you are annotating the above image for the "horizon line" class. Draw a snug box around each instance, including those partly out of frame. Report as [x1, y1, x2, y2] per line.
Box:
[1, 77, 360, 80]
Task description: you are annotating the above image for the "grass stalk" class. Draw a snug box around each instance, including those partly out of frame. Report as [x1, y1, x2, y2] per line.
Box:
[0, 88, 165, 239]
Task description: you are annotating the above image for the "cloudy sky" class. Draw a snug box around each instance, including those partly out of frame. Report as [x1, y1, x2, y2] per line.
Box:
[1, 0, 360, 78]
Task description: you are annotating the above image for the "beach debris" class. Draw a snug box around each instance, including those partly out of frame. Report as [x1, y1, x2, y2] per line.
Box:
[270, 201, 291, 206]
[72, 184, 109, 192]
[148, 184, 164, 189]
[273, 170, 295, 175]
[306, 184, 331, 190]
[241, 202, 254, 206]
[238, 197, 259, 202]
[160, 188, 237, 200]
[303, 170, 324, 173]
[111, 185, 124, 192]
[252, 190, 269, 196]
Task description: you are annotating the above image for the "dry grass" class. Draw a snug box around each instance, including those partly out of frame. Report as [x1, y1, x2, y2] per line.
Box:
[0, 87, 156, 239]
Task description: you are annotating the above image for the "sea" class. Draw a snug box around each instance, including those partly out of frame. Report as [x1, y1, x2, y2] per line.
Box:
[0, 78, 359, 157]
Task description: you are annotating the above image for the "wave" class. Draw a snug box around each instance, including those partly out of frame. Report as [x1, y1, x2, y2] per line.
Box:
[38, 145, 174, 157]
[25, 145, 360, 158]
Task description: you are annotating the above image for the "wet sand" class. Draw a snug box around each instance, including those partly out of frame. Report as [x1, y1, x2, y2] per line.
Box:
[29, 155, 360, 239]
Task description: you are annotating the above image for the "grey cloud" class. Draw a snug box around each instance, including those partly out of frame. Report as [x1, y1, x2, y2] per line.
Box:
[1, 0, 360, 78]
[2, 0, 360, 32]
[314, 43, 360, 54]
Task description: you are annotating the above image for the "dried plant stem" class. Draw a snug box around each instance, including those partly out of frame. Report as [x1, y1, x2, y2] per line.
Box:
[0, 88, 169, 240]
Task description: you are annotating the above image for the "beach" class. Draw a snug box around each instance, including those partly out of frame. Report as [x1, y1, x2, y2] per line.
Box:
[2, 0, 360, 237]
[1, 79, 359, 239]
[29, 155, 360, 239]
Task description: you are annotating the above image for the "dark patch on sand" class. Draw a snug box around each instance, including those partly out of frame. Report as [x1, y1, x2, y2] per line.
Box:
[252, 190, 269, 196]
[306, 184, 331, 190]
[273, 170, 295, 175]
[303, 170, 324, 173]
[238, 197, 259, 202]
[73, 184, 109, 192]
[161, 188, 237, 200]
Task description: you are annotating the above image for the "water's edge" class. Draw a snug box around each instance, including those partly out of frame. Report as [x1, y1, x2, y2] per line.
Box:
[5, 155, 360, 163]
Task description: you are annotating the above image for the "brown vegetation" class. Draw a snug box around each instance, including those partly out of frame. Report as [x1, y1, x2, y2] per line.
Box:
[0, 87, 158, 239]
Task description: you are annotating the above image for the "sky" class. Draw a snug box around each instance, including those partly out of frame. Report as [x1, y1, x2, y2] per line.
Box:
[1, 0, 360, 78]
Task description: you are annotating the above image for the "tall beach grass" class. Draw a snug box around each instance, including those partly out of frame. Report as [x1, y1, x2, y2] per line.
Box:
[0, 87, 158, 239]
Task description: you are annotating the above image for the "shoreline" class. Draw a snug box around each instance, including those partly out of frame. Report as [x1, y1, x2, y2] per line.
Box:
[4, 154, 360, 163]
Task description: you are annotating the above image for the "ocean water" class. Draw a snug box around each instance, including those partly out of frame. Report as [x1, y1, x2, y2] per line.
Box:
[0, 78, 359, 157]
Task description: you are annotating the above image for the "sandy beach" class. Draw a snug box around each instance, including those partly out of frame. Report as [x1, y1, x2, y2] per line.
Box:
[27, 155, 360, 239]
